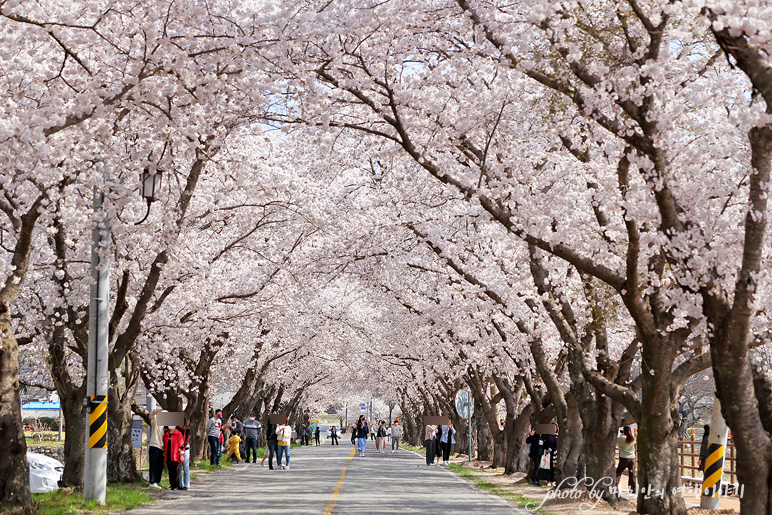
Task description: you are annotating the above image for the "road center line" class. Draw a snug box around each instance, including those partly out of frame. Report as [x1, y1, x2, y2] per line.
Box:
[322, 446, 356, 515]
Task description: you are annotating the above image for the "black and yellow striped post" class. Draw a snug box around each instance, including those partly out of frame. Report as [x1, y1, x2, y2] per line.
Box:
[700, 397, 730, 510]
[88, 395, 108, 449]
[701, 442, 725, 498]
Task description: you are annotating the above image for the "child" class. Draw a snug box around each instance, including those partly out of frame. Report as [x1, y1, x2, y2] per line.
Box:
[225, 429, 243, 463]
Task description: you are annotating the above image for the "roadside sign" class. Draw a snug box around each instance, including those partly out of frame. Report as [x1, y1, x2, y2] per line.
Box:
[455, 390, 474, 419]
[360, 403, 366, 410]
[131, 418, 143, 448]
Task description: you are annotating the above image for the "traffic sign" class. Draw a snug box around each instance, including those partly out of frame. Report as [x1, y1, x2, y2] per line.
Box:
[131, 418, 143, 448]
[455, 390, 474, 419]
[360, 403, 366, 410]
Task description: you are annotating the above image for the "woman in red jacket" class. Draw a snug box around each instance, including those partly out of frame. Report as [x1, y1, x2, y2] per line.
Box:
[163, 426, 184, 490]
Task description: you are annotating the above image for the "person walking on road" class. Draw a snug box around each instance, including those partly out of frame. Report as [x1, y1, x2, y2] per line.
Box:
[390, 418, 402, 453]
[377, 421, 388, 454]
[206, 409, 223, 466]
[277, 417, 292, 469]
[178, 417, 191, 490]
[439, 422, 456, 465]
[261, 411, 278, 469]
[425, 423, 438, 465]
[244, 414, 262, 463]
[434, 425, 442, 463]
[314, 425, 321, 446]
[163, 425, 184, 490]
[148, 409, 165, 489]
[616, 426, 637, 493]
[330, 426, 339, 445]
[356, 415, 369, 457]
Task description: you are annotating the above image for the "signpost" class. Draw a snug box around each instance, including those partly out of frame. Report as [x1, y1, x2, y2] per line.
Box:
[131, 419, 143, 448]
[131, 418, 143, 470]
[454, 390, 474, 462]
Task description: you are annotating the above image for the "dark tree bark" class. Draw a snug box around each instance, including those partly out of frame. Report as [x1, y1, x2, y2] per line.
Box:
[46, 213, 89, 487]
[58, 388, 86, 487]
[701, 107, 772, 513]
[466, 369, 507, 468]
[0, 307, 30, 509]
[475, 400, 493, 461]
[106, 353, 142, 483]
[0, 196, 44, 509]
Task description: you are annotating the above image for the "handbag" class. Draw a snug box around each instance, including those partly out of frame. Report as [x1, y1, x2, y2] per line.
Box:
[539, 453, 550, 470]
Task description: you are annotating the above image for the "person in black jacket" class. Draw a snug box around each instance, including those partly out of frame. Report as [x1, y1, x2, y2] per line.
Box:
[260, 411, 279, 470]
[330, 426, 339, 445]
[525, 429, 545, 486]
[544, 432, 558, 485]
[355, 415, 369, 457]
[698, 424, 711, 472]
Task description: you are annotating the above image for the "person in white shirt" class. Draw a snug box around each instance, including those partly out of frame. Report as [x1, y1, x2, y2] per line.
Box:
[439, 423, 456, 466]
[390, 419, 403, 453]
[276, 417, 292, 469]
[148, 409, 164, 489]
[205, 409, 223, 466]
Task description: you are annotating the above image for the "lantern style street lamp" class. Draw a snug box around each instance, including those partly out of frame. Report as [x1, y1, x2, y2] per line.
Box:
[136, 168, 162, 225]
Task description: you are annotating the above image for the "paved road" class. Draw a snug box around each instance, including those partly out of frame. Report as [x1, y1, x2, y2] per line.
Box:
[123, 441, 525, 514]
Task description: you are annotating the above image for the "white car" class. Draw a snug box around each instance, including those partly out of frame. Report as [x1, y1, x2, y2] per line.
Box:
[28, 452, 63, 493]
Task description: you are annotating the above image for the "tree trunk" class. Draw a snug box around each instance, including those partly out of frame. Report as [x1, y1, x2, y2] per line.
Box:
[555, 393, 584, 484]
[106, 382, 140, 483]
[60, 387, 86, 487]
[475, 400, 492, 461]
[712, 348, 772, 515]
[504, 404, 532, 474]
[0, 309, 30, 509]
[507, 406, 532, 472]
[636, 364, 686, 515]
[185, 394, 209, 463]
[579, 393, 624, 499]
[491, 427, 506, 469]
[707, 123, 772, 515]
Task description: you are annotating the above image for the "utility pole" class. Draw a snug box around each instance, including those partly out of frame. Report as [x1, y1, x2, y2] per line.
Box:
[84, 166, 110, 504]
[700, 397, 731, 509]
[467, 394, 472, 462]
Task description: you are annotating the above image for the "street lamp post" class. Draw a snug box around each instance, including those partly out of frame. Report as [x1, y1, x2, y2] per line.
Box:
[135, 168, 162, 225]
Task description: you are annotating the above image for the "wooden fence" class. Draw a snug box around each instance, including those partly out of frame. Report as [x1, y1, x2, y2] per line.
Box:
[677, 431, 737, 486]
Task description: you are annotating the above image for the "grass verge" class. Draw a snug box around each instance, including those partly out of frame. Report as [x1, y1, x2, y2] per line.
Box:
[32, 483, 153, 515]
[447, 463, 550, 514]
[26, 439, 65, 447]
[400, 444, 426, 455]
